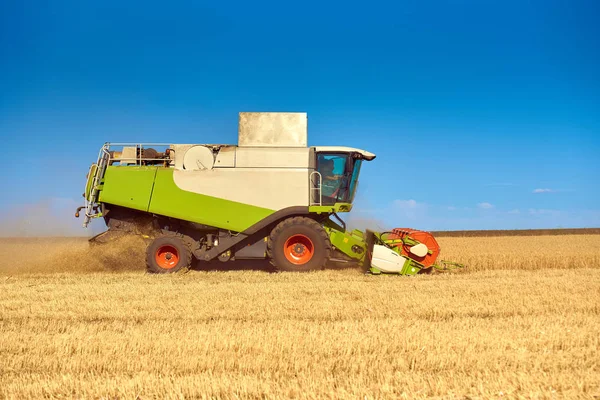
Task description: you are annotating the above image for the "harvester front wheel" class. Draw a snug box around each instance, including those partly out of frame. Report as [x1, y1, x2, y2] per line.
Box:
[146, 235, 192, 274]
[267, 217, 331, 272]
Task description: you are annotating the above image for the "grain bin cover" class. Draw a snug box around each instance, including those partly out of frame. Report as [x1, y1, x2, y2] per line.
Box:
[238, 112, 307, 147]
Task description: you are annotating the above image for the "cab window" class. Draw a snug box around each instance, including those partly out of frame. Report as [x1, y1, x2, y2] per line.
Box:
[316, 153, 349, 205]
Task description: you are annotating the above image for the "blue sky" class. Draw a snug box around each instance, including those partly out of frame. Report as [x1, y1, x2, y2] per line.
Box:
[1, 0, 598, 235]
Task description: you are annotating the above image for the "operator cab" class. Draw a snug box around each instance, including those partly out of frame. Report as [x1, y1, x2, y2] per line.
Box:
[313, 147, 376, 206]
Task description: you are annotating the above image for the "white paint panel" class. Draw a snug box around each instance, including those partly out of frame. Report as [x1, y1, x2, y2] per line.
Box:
[171, 144, 197, 170]
[172, 144, 237, 170]
[409, 243, 429, 258]
[183, 146, 214, 170]
[236, 147, 309, 168]
[214, 146, 236, 168]
[173, 168, 309, 210]
[371, 245, 408, 273]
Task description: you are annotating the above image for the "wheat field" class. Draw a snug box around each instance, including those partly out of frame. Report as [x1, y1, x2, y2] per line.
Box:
[1, 234, 599, 399]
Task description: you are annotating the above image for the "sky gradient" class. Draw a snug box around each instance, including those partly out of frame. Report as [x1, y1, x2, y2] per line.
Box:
[1, 0, 598, 235]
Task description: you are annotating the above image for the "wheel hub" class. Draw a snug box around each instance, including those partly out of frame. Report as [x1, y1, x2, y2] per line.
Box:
[283, 234, 315, 265]
[155, 245, 180, 269]
[293, 244, 305, 255]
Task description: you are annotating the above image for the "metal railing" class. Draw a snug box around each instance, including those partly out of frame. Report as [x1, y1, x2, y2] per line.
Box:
[309, 171, 322, 206]
[103, 142, 174, 165]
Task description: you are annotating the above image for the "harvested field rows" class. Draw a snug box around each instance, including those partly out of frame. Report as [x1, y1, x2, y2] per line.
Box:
[0, 235, 599, 399]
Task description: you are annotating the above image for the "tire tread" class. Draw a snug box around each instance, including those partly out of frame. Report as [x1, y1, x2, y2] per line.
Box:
[146, 232, 193, 274]
[267, 217, 331, 271]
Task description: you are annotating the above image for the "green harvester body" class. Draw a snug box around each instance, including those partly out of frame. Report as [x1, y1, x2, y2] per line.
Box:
[77, 112, 449, 274]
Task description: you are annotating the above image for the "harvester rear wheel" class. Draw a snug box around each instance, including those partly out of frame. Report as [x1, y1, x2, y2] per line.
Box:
[267, 217, 331, 272]
[146, 235, 192, 274]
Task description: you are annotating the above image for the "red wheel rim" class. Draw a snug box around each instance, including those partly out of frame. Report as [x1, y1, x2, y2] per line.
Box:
[284, 234, 314, 265]
[155, 245, 180, 269]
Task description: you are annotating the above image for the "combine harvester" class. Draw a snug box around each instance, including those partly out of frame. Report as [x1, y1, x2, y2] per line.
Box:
[76, 112, 457, 274]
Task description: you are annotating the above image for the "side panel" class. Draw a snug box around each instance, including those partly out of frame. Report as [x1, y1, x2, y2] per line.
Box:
[149, 169, 275, 232]
[324, 219, 367, 262]
[214, 146, 236, 167]
[172, 168, 310, 210]
[234, 237, 267, 259]
[98, 166, 157, 212]
[235, 147, 309, 168]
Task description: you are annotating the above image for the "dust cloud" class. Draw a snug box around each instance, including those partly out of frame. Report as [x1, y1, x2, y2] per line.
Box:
[0, 235, 147, 275]
[345, 216, 390, 232]
[0, 197, 105, 238]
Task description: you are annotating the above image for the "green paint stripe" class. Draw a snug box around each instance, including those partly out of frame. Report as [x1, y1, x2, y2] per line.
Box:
[309, 203, 353, 214]
[149, 168, 275, 232]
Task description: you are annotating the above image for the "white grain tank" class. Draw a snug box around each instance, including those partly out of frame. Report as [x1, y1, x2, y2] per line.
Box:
[238, 112, 307, 147]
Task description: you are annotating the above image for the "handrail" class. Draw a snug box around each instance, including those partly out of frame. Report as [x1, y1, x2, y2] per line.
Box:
[309, 171, 322, 206]
[103, 143, 174, 166]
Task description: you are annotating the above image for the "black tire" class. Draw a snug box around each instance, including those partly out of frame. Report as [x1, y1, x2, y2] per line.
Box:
[267, 217, 332, 272]
[146, 234, 192, 274]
